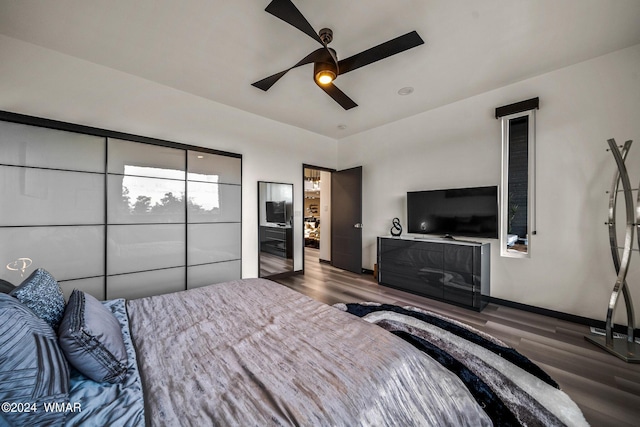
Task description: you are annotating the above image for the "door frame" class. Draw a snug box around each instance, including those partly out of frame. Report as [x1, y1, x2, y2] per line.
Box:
[301, 164, 335, 274]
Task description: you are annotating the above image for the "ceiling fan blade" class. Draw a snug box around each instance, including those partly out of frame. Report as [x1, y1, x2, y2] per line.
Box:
[319, 83, 358, 110]
[251, 70, 289, 92]
[252, 48, 329, 91]
[265, 0, 324, 45]
[337, 31, 424, 75]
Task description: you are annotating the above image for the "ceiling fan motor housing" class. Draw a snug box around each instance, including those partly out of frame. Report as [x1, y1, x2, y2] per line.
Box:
[319, 28, 333, 45]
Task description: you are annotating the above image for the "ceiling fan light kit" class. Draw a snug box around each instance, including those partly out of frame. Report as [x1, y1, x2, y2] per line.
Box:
[252, 0, 424, 110]
[314, 61, 337, 85]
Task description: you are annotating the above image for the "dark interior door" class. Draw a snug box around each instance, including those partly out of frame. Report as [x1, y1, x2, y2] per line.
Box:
[331, 166, 362, 274]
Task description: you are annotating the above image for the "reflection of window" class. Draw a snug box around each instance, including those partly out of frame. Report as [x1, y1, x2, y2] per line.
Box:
[186, 170, 222, 214]
[119, 167, 222, 214]
[122, 170, 186, 214]
[188, 172, 219, 184]
[124, 165, 183, 180]
[496, 98, 538, 258]
[187, 181, 220, 213]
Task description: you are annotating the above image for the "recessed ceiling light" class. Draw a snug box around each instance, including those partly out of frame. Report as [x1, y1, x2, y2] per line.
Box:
[337, 124, 347, 130]
[197, 155, 204, 159]
[398, 86, 414, 96]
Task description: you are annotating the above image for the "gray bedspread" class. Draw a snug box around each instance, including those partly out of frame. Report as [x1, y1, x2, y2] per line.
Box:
[127, 278, 491, 426]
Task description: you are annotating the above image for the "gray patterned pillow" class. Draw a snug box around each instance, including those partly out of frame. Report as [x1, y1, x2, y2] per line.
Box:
[0, 278, 15, 293]
[0, 293, 70, 426]
[58, 289, 128, 384]
[10, 268, 65, 330]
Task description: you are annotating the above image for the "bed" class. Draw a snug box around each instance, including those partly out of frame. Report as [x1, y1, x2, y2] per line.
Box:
[0, 273, 587, 426]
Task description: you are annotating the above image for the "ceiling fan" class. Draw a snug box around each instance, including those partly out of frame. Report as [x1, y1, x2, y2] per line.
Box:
[252, 0, 425, 110]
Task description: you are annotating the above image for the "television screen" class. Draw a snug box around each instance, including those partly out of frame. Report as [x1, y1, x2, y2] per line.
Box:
[407, 186, 498, 239]
[265, 201, 287, 224]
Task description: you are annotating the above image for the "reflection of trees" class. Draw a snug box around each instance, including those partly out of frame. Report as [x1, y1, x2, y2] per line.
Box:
[133, 195, 152, 214]
[187, 198, 209, 214]
[151, 192, 181, 215]
[121, 186, 131, 208]
[120, 187, 213, 214]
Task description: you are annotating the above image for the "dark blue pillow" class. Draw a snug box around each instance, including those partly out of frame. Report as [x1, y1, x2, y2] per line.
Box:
[58, 290, 128, 384]
[10, 268, 65, 330]
[0, 278, 15, 293]
[0, 293, 70, 426]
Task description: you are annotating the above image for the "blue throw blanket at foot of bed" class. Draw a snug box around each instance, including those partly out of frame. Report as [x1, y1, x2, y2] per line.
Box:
[334, 302, 589, 427]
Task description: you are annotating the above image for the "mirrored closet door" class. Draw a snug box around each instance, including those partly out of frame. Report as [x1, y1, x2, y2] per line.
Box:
[0, 113, 242, 300]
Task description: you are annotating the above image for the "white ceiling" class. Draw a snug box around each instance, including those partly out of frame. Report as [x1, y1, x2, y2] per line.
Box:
[1, 0, 639, 140]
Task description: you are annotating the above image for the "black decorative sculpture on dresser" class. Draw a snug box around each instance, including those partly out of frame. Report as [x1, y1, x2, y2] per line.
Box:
[390, 218, 402, 237]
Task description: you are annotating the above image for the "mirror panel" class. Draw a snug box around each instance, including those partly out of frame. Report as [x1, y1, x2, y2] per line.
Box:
[0, 120, 104, 172]
[59, 277, 105, 301]
[187, 151, 241, 185]
[1, 167, 104, 226]
[188, 223, 241, 265]
[258, 181, 294, 278]
[187, 261, 241, 290]
[187, 182, 241, 223]
[107, 267, 185, 300]
[108, 138, 185, 179]
[0, 225, 104, 282]
[107, 224, 185, 275]
[107, 175, 185, 224]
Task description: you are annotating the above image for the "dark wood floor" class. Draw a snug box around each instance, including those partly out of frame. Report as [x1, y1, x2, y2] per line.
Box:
[259, 251, 294, 277]
[275, 248, 640, 427]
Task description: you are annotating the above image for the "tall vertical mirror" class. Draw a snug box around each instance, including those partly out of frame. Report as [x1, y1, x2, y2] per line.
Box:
[258, 181, 294, 278]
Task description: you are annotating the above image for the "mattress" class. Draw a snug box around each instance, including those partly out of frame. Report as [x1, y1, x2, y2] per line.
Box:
[126, 278, 490, 426]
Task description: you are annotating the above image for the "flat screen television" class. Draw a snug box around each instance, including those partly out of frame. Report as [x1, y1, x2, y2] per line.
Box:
[407, 186, 498, 239]
[265, 200, 287, 224]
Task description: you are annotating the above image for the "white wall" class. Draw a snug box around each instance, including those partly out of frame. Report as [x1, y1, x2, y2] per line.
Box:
[337, 44, 640, 326]
[0, 35, 338, 278]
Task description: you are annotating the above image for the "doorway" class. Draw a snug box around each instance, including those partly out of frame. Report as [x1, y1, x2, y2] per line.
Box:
[303, 166, 332, 266]
[302, 165, 363, 275]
